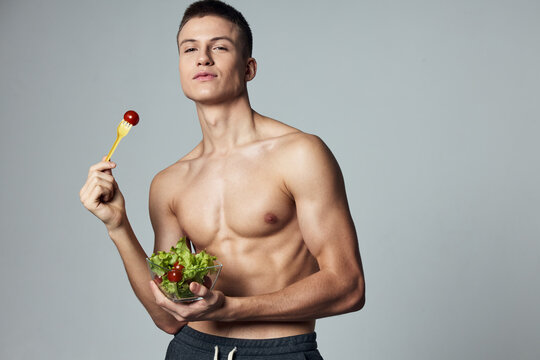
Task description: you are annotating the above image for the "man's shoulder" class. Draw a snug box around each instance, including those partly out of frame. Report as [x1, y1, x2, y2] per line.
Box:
[260, 118, 335, 176]
[270, 130, 328, 162]
[277, 131, 325, 150]
[257, 115, 325, 153]
[261, 125, 333, 189]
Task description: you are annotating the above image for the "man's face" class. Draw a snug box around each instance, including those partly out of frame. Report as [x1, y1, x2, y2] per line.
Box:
[177, 15, 250, 105]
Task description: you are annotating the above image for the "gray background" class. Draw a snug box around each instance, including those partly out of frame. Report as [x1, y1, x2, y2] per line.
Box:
[1, 0, 539, 359]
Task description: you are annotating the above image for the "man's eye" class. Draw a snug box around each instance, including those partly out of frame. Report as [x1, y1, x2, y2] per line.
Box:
[184, 48, 196, 53]
[213, 46, 227, 51]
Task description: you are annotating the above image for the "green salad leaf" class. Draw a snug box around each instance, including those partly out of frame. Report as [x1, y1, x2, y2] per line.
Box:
[148, 237, 218, 299]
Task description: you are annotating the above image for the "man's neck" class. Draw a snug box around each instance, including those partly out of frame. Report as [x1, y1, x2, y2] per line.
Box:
[195, 95, 258, 155]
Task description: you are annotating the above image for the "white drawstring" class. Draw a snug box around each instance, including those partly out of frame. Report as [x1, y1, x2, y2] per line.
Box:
[213, 345, 237, 360]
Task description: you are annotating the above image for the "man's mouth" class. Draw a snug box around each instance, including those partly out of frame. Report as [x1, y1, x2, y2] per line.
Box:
[193, 72, 217, 81]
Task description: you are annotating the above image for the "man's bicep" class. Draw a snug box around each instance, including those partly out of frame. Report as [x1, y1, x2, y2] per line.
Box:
[285, 135, 360, 268]
[149, 173, 184, 253]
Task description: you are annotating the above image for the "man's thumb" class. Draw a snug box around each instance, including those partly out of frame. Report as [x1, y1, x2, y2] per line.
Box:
[190, 282, 208, 297]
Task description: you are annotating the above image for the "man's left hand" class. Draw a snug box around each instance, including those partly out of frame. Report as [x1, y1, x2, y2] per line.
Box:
[149, 281, 225, 322]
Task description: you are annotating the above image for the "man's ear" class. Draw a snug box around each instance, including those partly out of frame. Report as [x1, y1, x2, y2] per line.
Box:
[245, 57, 257, 82]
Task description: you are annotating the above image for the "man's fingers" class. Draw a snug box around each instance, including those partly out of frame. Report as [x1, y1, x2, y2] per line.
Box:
[87, 184, 112, 206]
[150, 281, 173, 307]
[89, 160, 115, 173]
[88, 159, 116, 176]
[149, 281, 223, 323]
[99, 156, 115, 175]
[81, 176, 114, 204]
[86, 171, 115, 185]
[149, 281, 187, 320]
[81, 158, 117, 202]
[190, 282, 210, 298]
[81, 171, 115, 202]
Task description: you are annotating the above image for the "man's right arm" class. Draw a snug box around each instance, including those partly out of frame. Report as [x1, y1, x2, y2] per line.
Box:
[79, 159, 186, 334]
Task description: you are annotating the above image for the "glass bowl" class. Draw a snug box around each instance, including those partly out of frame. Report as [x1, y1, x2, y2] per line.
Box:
[146, 258, 222, 302]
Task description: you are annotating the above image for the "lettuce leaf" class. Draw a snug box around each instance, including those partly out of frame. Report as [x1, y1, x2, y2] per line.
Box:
[148, 237, 217, 298]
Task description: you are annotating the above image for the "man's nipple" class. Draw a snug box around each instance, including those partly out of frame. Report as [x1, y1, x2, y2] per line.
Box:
[264, 213, 278, 224]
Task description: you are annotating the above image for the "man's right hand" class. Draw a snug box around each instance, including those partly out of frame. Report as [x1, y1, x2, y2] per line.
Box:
[79, 156, 126, 231]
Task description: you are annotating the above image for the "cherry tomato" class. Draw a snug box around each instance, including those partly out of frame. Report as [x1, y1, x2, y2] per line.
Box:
[173, 261, 185, 271]
[154, 275, 163, 284]
[167, 269, 182, 282]
[123, 110, 139, 126]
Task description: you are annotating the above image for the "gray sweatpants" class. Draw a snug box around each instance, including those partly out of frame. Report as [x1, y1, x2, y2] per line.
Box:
[165, 325, 324, 360]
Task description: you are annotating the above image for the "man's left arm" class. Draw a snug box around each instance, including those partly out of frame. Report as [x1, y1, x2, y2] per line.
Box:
[150, 134, 365, 322]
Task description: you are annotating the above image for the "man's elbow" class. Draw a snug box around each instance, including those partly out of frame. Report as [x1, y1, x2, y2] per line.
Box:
[350, 290, 366, 312]
[161, 325, 181, 335]
[154, 319, 184, 335]
[344, 276, 366, 313]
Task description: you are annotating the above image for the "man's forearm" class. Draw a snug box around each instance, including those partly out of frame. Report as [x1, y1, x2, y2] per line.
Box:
[107, 218, 185, 334]
[217, 268, 365, 322]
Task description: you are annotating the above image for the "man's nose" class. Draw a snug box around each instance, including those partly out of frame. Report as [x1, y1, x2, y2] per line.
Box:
[198, 50, 213, 66]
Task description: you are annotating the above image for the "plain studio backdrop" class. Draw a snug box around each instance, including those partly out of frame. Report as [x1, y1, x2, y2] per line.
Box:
[1, 0, 539, 359]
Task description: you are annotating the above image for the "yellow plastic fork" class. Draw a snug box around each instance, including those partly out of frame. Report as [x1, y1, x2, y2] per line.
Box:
[105, 119, 133, 161]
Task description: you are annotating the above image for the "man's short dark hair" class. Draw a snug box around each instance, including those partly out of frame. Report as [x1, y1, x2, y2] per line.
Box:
[178, 0, 253, 58]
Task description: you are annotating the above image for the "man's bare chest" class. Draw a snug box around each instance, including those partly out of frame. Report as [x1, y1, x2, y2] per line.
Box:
[172, 152, 296, 246]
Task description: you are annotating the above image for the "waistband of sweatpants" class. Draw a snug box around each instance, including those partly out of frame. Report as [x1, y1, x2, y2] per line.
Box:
[173, 325, 318, 355]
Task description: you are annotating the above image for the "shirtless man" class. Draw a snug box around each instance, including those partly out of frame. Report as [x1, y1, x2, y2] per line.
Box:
[80, 1, 365, 359]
